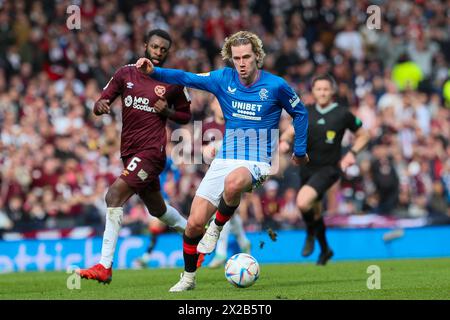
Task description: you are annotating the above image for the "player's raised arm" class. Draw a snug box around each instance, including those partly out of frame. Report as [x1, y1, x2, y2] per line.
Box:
[278, 80, 309, 165]
[339, 112, 370, 171]
[136, 57, 222, 94]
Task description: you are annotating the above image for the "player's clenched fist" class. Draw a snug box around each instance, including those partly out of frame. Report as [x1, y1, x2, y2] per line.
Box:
[153, 98, 171, 116]
[136, 58, 154, 74]
[292, 153, 309, 166]
[93, 99, 110, 115]
[339, 151, 356, 172]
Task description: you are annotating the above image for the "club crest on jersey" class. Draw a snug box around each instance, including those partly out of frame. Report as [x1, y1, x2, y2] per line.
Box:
[259, 88, 269, 101]
[154, 85, 166, 97]
[126, 82, 134, 89]
[326, 130, 336, 144]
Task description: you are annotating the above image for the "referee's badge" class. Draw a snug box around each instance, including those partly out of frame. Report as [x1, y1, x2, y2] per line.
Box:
[326, 130, 336, 144]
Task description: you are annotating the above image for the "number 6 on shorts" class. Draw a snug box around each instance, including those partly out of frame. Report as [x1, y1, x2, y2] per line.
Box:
[126, 157, 142, 171]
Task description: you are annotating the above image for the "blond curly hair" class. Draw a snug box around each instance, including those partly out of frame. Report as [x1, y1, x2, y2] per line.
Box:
[221, 31, 266, 68]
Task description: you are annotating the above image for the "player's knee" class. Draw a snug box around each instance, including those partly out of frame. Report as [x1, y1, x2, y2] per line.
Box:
[105, 188, 121, 207]
[186, 219, 205, 237]
[146, 203, 166, 218]
[297, 198, 311, 214]
[224, 175, 245, 198]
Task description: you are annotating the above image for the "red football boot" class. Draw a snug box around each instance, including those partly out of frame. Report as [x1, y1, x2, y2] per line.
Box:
[76, 263, 112, 284]
[196, 253, 205, 268]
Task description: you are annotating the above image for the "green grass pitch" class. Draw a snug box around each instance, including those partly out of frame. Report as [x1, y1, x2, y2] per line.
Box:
[1, 258, 449, 300]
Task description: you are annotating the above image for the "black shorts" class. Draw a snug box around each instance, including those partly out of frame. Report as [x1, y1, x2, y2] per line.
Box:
[300, 166, 341, 200]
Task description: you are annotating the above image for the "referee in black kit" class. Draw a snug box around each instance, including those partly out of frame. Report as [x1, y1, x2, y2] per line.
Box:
[280, 74, 370, 265]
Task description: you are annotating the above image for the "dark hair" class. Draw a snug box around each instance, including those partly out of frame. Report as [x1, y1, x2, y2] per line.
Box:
[311, 74, 337, 90]
[145, 29, 172, 48]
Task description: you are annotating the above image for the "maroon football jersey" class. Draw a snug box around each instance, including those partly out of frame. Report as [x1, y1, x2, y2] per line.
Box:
[100, 65, 191, 157]
[202, 117, 225, 145]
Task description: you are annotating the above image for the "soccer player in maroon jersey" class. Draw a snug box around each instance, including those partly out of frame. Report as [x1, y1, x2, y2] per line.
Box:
[77, 29, 191, 283]
[201, 96, 226, 163]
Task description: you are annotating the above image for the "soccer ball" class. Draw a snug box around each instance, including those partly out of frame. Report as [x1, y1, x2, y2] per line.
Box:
[224, 253, 260, 288]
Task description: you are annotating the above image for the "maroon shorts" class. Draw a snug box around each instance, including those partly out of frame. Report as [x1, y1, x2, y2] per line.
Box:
[120, 149, 166, 193]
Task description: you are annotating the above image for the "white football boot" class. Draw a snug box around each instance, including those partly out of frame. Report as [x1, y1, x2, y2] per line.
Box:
[197, 220, 223, 254]
[169, 272, 196, 292]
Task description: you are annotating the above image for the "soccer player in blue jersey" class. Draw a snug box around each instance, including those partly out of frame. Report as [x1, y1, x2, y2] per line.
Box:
[136, 31, 309, 291]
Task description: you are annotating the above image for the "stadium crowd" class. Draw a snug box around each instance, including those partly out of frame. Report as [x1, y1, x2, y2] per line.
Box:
[0, 0, 449, 236]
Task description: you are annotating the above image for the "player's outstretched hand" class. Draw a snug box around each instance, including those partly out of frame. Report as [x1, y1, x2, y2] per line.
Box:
[292, 153, 309, 166]
[93, 99, 110, 115]
[136, 58, 154, 74]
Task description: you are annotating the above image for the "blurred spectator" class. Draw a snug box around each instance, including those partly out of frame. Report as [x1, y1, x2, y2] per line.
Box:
[370, 145, 400, 215]
[0, 202, 13, 232]
[122, 200, 150, 235]
[444, 76, 450, 108]
[5, 195, 25, 231]
[392, 54, 424, 91]
[407, 37, 440, 79]
[334, 20, 364, 61]
[239, 192, 264, 232]
[260, 180, 285, 229]
[427, 181, 448, 218]
[279, 188, 302, 229]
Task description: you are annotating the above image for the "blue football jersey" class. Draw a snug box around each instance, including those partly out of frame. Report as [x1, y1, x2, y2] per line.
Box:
[151, 67, 308, 164]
